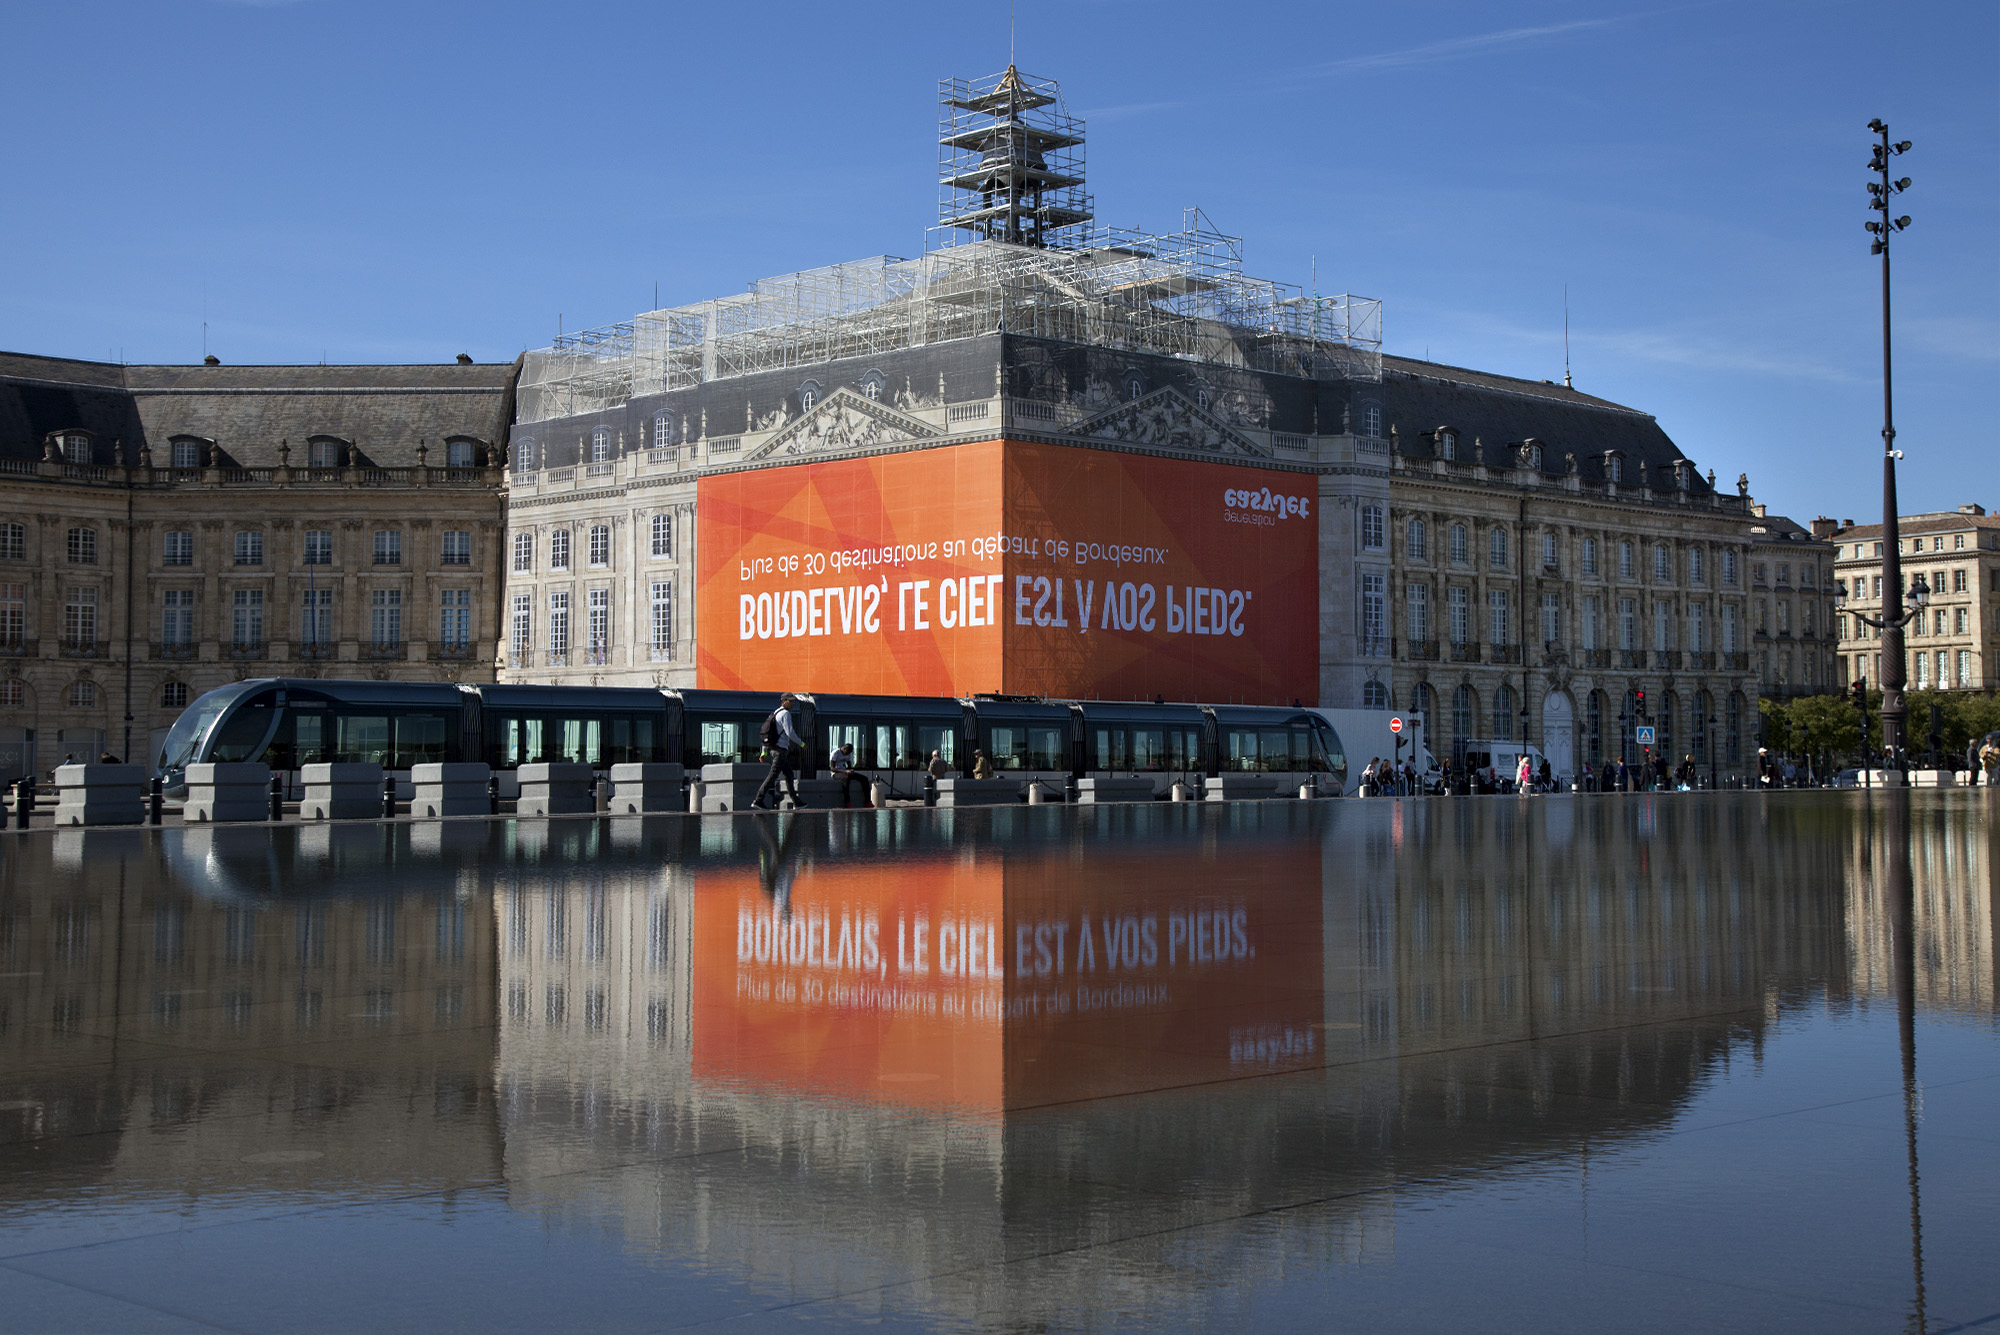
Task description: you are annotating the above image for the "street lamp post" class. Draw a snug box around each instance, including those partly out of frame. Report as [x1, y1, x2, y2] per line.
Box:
[1863, 118, 1914, 768]
[1707, 712, 1718, 791]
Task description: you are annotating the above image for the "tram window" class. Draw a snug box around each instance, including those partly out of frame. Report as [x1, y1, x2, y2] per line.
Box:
[209, 700, 277, 763]
[1092, 728, 1129, 771]
[277, 711, 328, 768]
[698, 721, 742, 766]
[824, 724, 869, 767]
[395, 714, 448, 768]
[337, 715, 391, 766]
[988, 725, 1066, 770]
[875, 725, 907, 769]
[916, 725, 956, 770]
[1132, 729, 1166, 769]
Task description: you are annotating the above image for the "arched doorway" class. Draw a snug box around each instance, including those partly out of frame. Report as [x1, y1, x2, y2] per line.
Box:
[1542, 690, 1575, 783]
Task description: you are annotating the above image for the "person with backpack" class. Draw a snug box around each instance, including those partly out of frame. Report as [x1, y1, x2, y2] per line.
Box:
[752, 693, 804, 810]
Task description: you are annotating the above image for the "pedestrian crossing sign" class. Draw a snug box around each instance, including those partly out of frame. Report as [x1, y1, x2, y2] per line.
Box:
[1636, 726, 1656, 745]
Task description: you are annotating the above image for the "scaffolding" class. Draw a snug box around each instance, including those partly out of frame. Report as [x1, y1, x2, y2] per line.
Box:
[936, 66, 1092, 249]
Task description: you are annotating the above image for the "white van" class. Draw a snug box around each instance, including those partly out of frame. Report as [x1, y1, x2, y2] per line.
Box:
[1458, 740, 1552, 791]
[1313, 709, 1441, 795]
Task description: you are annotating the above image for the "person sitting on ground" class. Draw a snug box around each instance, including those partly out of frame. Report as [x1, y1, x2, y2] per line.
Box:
[830, 742, 871, 808]
[971, 749, 994, 780]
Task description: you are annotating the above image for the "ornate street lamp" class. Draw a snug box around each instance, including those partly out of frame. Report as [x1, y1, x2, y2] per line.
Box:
[1707, 712, 1718, 791]
[1862, 118, 1914, 767]
[1841, 570, 1929, 774]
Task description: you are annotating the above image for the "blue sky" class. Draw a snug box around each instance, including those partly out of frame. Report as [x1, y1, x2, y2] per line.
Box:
[3, 0, 1993, 526]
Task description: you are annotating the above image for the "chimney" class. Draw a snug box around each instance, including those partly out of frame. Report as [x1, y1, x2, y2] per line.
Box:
[456, 353, 473, 365]
[1810, 516, 1839, 539]
[202, 355, 220, 366]
[1958, 502, 1986, 516]
[1751, 503, 1766, 518]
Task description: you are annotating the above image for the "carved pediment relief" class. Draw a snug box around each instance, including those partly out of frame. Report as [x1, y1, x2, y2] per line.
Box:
[1071, 388, 1264, 456]
[749, 389, 938, 461]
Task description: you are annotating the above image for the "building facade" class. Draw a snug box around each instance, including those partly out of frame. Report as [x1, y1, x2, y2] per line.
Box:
[1743, 509, 1840, 701]
[0, 353, 516, 782]
[1832, 504, 2000, 693]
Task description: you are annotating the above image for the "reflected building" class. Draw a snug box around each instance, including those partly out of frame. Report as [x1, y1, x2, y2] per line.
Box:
[1844, 793, 1998, 1017]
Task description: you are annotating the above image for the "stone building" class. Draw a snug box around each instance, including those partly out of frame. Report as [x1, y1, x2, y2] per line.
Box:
[0, 352, 516, 782]
[498, 67, 1776, 783]
[1740, 510, 1840, 702]
[1373, 365, 1763, 779]
[1832, 503, 2000, 693]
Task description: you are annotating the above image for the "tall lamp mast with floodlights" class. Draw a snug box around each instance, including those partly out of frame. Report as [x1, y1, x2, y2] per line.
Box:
[1848, 119, 1922, 771]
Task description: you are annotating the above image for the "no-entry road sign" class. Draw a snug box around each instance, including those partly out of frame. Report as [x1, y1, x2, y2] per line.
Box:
[1389, 717, 1404, 734]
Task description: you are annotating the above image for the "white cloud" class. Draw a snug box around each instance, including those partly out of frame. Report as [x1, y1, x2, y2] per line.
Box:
[1304, 17, 1621, 77]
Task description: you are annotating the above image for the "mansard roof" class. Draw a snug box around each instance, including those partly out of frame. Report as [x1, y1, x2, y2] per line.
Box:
[1374, 355, 1711, 493]
[0, 352, 520, 469]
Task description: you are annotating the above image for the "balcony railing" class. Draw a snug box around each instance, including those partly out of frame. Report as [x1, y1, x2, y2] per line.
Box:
[0, 639, 38, 657]
[295, 642, 336, 661]
[432, 642, 477, 660]
[1654, 650, 1682, 671]
[1449, 641, 1481, 663]
[1617, 649, 1645, 670]
[546, 649, 570, 667]
[360, 640, 407, 661]
[1489, 644, 1521, 664]
[1581, 648, 1610, 669]
[1723, 652, 1750, 671]
[224, 640, 266, 660]
[1686, 651, 1716, 670]
[59, 638, 105, 658]
[1406, 639, 1439, 662]
[151, 641, 197, 661]
[648, 645, 677, 662]
[586, 645, 612, 666]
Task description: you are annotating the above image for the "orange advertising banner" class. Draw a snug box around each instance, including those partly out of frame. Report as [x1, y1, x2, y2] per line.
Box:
[695, 439, 1318, 704]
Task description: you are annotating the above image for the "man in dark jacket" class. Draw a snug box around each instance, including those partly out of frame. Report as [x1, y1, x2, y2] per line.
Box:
[752, 693, 804, 810]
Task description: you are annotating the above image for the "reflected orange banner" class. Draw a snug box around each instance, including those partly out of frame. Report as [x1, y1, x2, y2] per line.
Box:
[691, 844, 1324, 1110]
[695, 440, 1318, 703]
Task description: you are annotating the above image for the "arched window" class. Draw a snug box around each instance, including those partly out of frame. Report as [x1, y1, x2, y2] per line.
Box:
[1448, 523, 1468, 564]
[1692, 690, 1712, 763]
[798, 379, 823, 413]
[515, 439, 536, 472]
[1586, 691, 1604, 765]
[1655, 544, 1672, 582]
[1361, 505, 1384, 551]
[161, 681, 190, 710]
[1494, 684, 1515, 741]
[650, 513, 672, 558]
[590, 429, 611, 464]
[0, 679, 24, 708]
[1489, 528, 1508, 570]
[1726, 692, 1743, 763]
[1451, 685, 1477, 763]
[860, 370, 887, 402]
[1123, 370, 1145, 401]
[1363, 680, 1390, 710]
[1407, 519, 1427, 559]
[1542, 533, 1559, 571]
[653, 414, 672, 449]
[68, 680, 96, 709]
[1412, 682, 1434, 743]
[1661, 691, 1677, 762]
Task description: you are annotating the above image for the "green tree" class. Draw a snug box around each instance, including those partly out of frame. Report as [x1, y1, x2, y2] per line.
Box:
[1789, 694, 1861, 763]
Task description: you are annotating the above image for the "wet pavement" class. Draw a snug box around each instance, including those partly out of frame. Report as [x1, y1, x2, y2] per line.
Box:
[1, 792, 1995, 1332]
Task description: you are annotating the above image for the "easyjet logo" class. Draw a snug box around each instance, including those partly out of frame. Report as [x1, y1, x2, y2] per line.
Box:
[1224, 487, 1311, 518]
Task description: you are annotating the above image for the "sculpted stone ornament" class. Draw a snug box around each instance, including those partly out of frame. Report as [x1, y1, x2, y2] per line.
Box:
[1073, 388, 1261, 456]
[750, 389, 937, 461]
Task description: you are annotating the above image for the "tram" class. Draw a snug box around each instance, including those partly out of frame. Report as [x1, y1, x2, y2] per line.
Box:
[156, 679, 1346, 801]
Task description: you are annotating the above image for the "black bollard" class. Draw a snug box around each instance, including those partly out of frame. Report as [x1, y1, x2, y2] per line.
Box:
[381, 773, 397, 820]
[269, 772, 284, 822]
[149, 775, 164, 826]
[14, 777, 33, 830]
[1063, 775, 1079, 805]
[487, 774, 500, 816]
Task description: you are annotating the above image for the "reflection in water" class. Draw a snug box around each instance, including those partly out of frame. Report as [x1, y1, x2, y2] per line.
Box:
[0, 794, 1994, 1329]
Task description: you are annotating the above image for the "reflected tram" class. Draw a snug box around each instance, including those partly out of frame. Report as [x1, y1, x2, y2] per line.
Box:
[157, 679, 1345, 801]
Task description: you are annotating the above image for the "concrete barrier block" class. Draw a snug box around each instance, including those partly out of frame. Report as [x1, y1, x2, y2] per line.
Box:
[184, 761, 272, 823]
[609, 762, 686, 814]
[1077, 777, 1154, 804]
[938, 777, 1022, 807]
[700, 762, 774, 812]
[1205, 775, 1282, 802]
[517, 761, 596, 816]
[53, 763, 145, 826]
[412, 761, 492, 818]
[301, 762, 383, 820]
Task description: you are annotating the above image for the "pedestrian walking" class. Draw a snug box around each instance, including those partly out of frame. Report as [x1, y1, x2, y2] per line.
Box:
[751, 693, 805, 810]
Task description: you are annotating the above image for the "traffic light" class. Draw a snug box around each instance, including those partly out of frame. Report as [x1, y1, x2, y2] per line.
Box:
[1634, 689, 1648, 719]
[1851, 680, 1868, 706]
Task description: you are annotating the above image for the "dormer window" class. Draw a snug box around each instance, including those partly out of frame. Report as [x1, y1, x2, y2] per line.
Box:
[1603, 452, 1624, 484]
[1519, 440, 1543, 470]
[307, 437, 345, 470]
[445, 439, 476, 468]
[1122, 370, 1145, 402]
[170, 438, 206, 470]
[590, 428, 611, 464]
[859, 369, 887, 402]
[1359, 403, 1383, 437]
[515, 438, 536, 472]
[59, 433, 91, 464]
[798, 379, 823, 413]
[1437, 429, 1457, 461]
